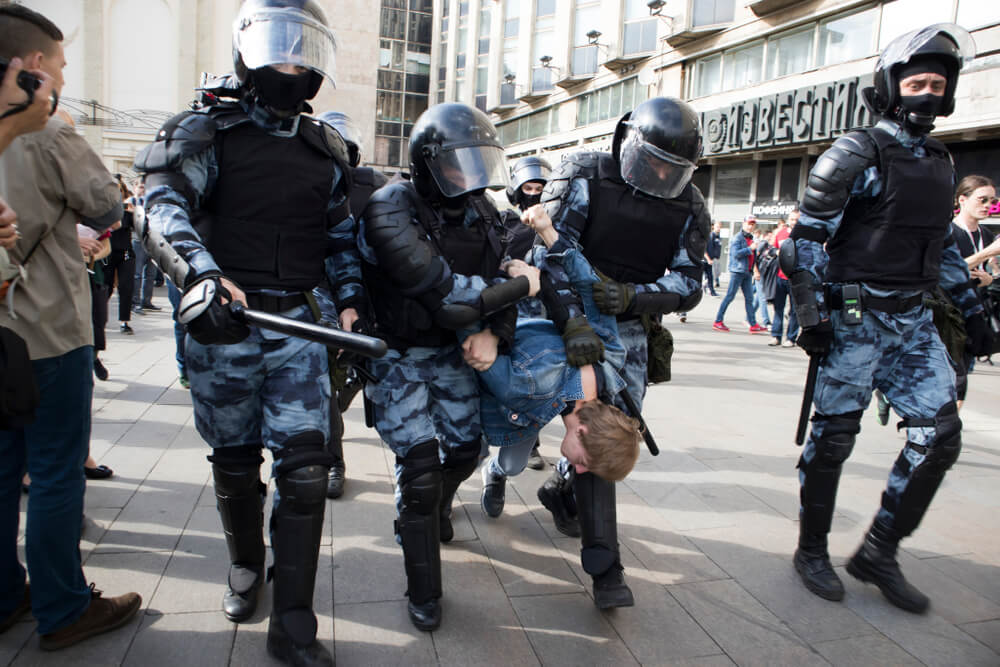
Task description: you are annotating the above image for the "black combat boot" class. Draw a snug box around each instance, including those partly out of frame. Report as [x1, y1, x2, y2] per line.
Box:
[526, 441, 544, 470]
[847, 520, 929, 614]
[267, 463, 333, 666]
[793, 531, 844, 601]
[326, 461, 346, 499]
[211, 461, 266, 623]
[537, 468, 580, 537]
[593, 561, 635, 609]
[480, 464, 506, 518]
[439, 444, 478, 543]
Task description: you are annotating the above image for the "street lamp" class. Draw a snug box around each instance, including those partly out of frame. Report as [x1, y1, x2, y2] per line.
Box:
[647, 0, 666, 15]
[586, 30, 602, 45]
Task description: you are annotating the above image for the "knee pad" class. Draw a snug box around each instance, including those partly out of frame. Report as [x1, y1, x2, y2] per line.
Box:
[398, 440, 443, 517]
[275, 464, 328, 514]
[443, 439, 480, 479]
[805, 411, 862, 469]
[207, 445, 264, 467]
[209, 445, 265, 496]
[903, 402, 962, 474]
[274, 430, 332, 477]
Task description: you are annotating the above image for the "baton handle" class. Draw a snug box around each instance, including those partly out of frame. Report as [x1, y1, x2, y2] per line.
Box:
[796, 355, 820, 446]
[231, 304, 388, 359]
[619, 388, 659, 456]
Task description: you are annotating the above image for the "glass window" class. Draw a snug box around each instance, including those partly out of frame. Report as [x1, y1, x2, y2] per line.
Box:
[406, 73, 429, 93]
[755, 160, 777, 201]
[406, 51, 431, 75]
[378, 69, 403, 90]
[408, 12, 432, 44]
[623, 19, 657, 55]
[459, 1, 469, 17]
[376, 91, 403, 122]
[625, 0, 651, 20]
[532, 66, 552, 92]
[818, 8, 877, 67]
[622, 77, 636, 111]
[478, 5, 491, 54]
[381, 8, 406, 39]
[879, 0, 955, 51]
[957, 0, 1000, 29]
[779, 158, 802, 200]
[693, 53, 722, 97]
[536, 0, 555, 17]
[504, 16, 519, 38]
[692, 166, 712, 197]
[392, 41, 405, 69]
[574, 4, 601, 46]
[500, 81, 517, 106]
[404, 94, 427, 123]
[380, 46, 392, 68]
[572, 45, 599, 76]
[715, 162, 752, 204]
[766, 28, 813, 80]
[475, 66, 488, 94]
[722, 42, 763, 91]
[692, 0, 735, 28]
[410, 0, 432, 10]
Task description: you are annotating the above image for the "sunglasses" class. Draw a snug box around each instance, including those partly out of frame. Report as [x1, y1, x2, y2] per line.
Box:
[974, 195, 999, 206]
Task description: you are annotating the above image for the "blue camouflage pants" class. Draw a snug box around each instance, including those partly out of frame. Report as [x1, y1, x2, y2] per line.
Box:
[801, 306, 957, 532]
[365, 343, 481, 511]
[186, 304, 331, 468]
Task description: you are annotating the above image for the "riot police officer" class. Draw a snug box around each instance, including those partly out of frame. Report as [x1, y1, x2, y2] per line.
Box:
[535, 97, 709, 608]
[316, 110, 388, 499]
[134, 2, 359, 664]
[784, 24, 991, 614]
[359, 103, 537, 630]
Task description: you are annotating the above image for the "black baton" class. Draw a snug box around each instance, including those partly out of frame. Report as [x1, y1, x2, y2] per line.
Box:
[618, 389, 659, 456]
[230, 303, 388, 359]
[796, 355, 820, 446]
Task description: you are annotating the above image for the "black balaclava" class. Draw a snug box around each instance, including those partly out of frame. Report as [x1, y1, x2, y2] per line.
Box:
[250, 67, 319, 116]
[896, 55, 949, 132]
[518, 182, 544, 211]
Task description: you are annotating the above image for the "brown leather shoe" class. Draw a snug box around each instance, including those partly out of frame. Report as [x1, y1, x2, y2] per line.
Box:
[39, 585, 141, 651]
[0, 583, 30, 633]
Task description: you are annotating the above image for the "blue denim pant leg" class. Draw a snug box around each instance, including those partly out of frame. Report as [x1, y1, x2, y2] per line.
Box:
[739, 272, 757, 325]
[131, 239, 155, 306]
[716, 272, 755, 324]
[489, 431, 538, 477]
[771, 278, 788, 339]
[166, 280, 185, 375]
[0, 347, 93, 633]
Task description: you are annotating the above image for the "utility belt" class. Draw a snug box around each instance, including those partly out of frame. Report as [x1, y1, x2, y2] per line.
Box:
[826, 284, 924, 317]
[245, 291, 308, 313]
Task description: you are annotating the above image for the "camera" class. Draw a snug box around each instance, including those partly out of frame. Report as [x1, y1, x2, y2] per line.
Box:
[0, 56, 57, 116]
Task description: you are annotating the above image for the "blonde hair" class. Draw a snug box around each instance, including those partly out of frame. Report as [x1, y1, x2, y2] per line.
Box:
[577, 401, 641, 482]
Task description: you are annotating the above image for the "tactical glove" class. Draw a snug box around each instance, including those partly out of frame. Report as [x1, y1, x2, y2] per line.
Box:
[562, 316, 605, 367]
[178, 276, 250, 346]
[796, 319, 834, 358]
[592, 279, 636, 315]
[965, 311, 994, 357]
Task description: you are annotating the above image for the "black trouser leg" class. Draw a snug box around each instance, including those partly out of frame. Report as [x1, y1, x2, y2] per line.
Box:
[574, 472, 633, 608]
[439, 439, 479, 543]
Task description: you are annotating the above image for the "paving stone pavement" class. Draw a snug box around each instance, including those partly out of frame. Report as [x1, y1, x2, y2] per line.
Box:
[5, 287, 1000, 666]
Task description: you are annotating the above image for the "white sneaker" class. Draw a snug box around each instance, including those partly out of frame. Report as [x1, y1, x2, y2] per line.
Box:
[782, 339, 795, 348]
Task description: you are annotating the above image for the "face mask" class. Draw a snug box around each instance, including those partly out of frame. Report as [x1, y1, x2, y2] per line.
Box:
[899, 93, 943, 133]
[520, 193, 541, 210]
[251, 68, 316, 113]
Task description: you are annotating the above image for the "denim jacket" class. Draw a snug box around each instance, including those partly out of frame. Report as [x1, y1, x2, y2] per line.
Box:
[475, 238, 627, 446]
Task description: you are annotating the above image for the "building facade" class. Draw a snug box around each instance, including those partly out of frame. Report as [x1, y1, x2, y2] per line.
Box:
[431, 0, 1000, 240]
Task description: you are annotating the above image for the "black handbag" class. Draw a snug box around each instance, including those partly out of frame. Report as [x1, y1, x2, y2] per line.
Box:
[0, 326, 38, 429]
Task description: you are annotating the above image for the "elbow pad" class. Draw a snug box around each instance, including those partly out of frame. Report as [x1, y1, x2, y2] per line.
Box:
[630, 291, 684, 315]
[480, 276, 530, 316]
[537, 273, 571, 332]
[799, 131, 875, 220]
[779, 238, 824, 328]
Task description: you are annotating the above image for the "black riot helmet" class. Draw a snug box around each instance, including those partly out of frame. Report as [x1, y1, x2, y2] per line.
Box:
[862, 23, 974, 134]
[319, 111, 362, 166]
[409, 103, 509, 200]
[232, 0, 337, 114]
[612, 97, 702, 200]
[505, 156, 552, 210]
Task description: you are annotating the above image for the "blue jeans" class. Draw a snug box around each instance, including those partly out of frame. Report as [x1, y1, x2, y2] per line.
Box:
[715, 271, 757, 325]
[0, 346, 94, 634]
[770, 278, 799, 342]
[131, 238, 156, 306]
[754, 279, 771, 325]
[166, 280, 185, 376]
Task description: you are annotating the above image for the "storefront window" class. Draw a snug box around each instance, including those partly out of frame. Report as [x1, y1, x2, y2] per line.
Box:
[778, 158, 802, 201]
[715, 162, 753, 204]
[755, 160, 777, 202]
[766, 28, 813, 80]
[818, 8, 877, 67]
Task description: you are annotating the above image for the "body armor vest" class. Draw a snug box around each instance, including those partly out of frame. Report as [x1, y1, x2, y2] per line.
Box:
[364, 185, 505, 349]
[203, 118, 338, 291]
[581, 154, 691, 284]
[825, 128, 954, 291]
[349, 166, 388, 221]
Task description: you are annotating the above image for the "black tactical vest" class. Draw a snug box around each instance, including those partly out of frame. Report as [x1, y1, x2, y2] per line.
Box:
[349, 166, 388, 222]
[581, 154, 692, 284]
[203, 118, 338, 291]
[825, 128, 954, 291]
[364, 185, 506, 349]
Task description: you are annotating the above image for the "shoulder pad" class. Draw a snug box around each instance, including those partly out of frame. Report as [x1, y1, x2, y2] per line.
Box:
[362, 181, 416, 223]
[540, 151, 600, 206]
[799, 130, 876, 220]
[299, 116, 352, 169]
[134, 111, 218, 174]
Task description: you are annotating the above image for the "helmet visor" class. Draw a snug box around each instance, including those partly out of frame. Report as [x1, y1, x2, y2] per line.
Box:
[619, 129, 696, 200]
[236, 9, 337, 86]
[511, 161, 551, 190]
[428, 145, 509, 198]
[878, 23, 975, 72]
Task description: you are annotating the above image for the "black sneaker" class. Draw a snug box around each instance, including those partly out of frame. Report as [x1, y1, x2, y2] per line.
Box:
[120, 323, 134, 335]
[480, 466, 506, 518]
[141, 302, 162, 311]
[537, 471, 580, 538]
[131, 305, 146, 316]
